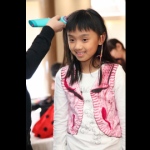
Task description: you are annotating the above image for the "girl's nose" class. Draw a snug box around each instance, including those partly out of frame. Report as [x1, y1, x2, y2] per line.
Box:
[74, 41, 82, 50]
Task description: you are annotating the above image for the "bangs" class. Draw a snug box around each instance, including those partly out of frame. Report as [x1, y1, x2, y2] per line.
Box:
[66, 10, 98, 32]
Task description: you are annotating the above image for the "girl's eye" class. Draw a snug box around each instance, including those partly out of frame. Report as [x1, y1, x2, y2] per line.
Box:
[83, 39, 88, 42]
[69, 39, 74, 42]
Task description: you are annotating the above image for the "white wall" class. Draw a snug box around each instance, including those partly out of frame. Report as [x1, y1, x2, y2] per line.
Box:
[105, 16, 126, 47]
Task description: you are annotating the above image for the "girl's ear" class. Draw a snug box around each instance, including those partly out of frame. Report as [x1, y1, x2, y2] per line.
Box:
[98, 33, 106, 45]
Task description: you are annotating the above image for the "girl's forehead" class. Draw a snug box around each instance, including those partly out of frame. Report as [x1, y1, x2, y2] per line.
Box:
[67, 29, 91, 35]
[67, 29, 98, 38]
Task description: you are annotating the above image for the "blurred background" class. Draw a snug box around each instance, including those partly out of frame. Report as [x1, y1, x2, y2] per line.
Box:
[26, 0, 125, 100]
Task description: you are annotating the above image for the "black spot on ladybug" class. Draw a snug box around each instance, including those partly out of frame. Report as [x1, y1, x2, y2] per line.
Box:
[51, 121, 54, 124]
[46, 115, 49, 118]
[43, 127, 48, 131]
[37, 134, 41, 137]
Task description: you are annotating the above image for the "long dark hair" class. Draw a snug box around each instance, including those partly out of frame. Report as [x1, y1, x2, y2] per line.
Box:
[62, 8, 115, 85]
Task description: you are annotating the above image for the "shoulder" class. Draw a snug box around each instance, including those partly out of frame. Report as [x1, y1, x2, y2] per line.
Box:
[102, 63, 125, 79]
[60, 65, 69, 74]
[104, 63, 125, 80]
[55, 65, 69, 79]
[102, 63, 119, 73]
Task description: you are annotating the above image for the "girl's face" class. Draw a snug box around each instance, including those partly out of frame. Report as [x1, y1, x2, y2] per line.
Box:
[67, 28, 101, 63]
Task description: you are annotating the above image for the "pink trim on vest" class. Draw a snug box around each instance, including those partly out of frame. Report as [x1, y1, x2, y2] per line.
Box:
[61, 63, 122, 137]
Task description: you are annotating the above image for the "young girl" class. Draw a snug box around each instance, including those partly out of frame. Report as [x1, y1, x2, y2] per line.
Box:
[53, 8, 125, 150]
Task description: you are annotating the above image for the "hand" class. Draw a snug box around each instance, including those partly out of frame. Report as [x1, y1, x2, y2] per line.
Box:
[46, 15, 66, 32]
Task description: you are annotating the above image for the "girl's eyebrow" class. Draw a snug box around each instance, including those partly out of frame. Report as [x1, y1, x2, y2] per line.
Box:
[67, 34, 90, 37]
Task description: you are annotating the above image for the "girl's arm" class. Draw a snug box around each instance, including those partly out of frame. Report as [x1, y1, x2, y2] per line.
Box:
[53, 68, 68, 150]
[114, 65, 126, 150]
